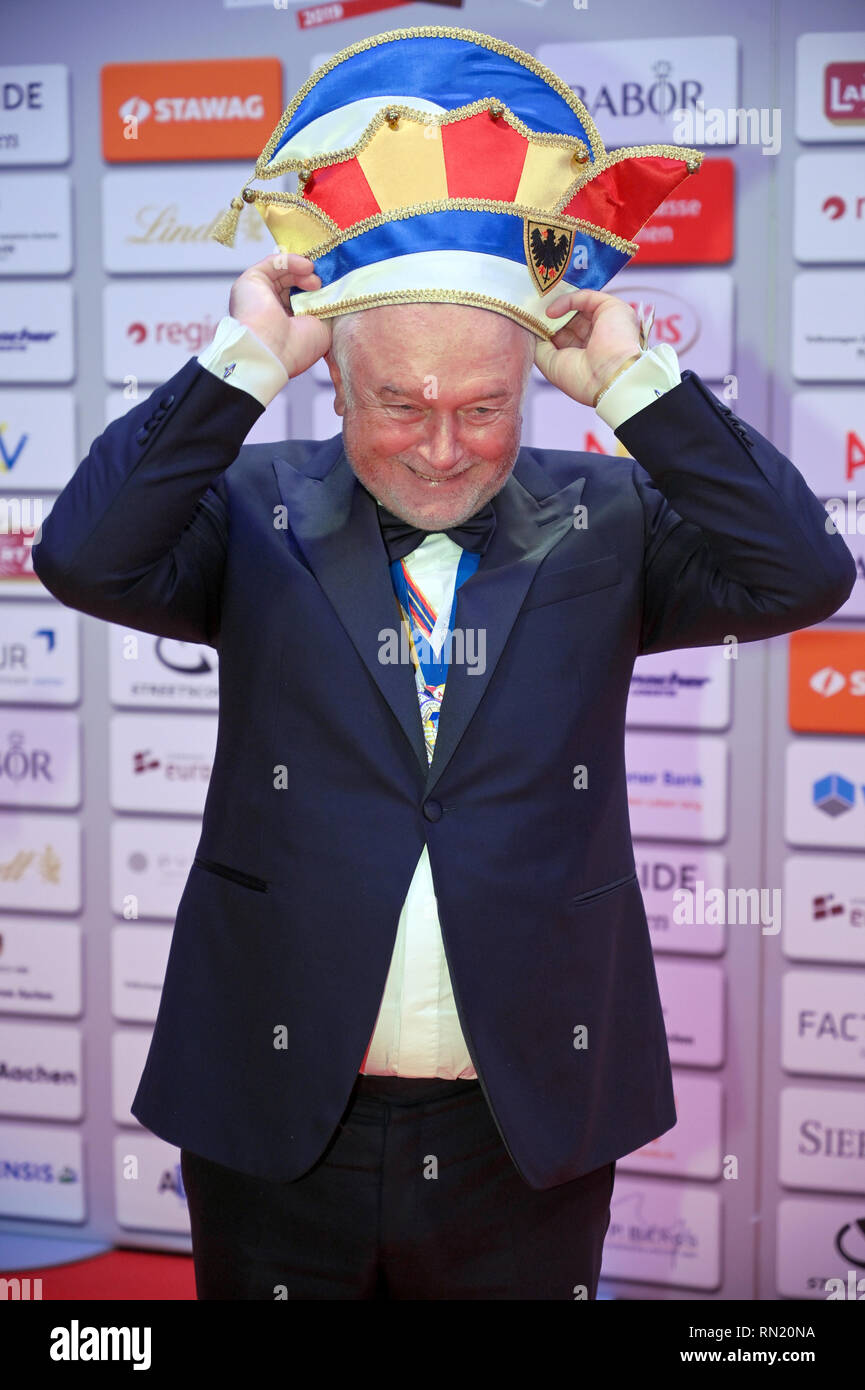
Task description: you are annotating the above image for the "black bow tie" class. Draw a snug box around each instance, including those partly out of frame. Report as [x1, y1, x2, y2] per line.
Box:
[377, 501, 497, 562]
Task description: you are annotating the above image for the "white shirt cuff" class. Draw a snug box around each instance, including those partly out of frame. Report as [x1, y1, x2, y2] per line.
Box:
[595, 344, 681, 431]
[197, 315, 289, 408]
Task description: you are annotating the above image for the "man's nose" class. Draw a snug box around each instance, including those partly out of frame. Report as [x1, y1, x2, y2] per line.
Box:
[416, 412, 464, 471]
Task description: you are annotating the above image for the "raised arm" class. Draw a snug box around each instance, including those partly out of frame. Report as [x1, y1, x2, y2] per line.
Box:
[31, 253, 330, 646]
[533, 285, 856, 657]
[619, 373, 857, 655]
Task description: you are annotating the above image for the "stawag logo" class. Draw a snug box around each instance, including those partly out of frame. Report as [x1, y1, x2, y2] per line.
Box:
[50, 1321, 151, 1371]
[117, 92, 266, 125]
[101, 58, 282, 163]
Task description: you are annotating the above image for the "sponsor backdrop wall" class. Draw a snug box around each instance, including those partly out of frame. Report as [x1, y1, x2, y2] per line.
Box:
[1, 0, 863, 1302]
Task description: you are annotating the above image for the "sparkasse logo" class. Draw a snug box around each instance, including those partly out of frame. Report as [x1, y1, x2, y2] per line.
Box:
[789, 630, 865, 734]
[101, 58, 282, 162]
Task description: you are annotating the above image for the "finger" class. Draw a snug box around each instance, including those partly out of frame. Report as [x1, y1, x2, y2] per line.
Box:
[287, 270, 322, 288]
[256, 252, 321, 288]
[269, 266, 322, 298]
[546, 287, 615, 321]
[544, 287, 601, 317]
[545, 309, 590, 349]
[544, 289, 584, 318]
[260, 250, 317, 273]
[549, 324, 580, 350]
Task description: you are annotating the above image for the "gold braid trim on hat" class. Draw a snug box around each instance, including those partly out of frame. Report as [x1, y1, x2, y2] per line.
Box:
[553, 142, 704, 214]
[254, 25, 607, 174]
[255, 195, 639, 263]
[211, 24, 703, 249]
[262, 196, 341, 239]
[259, 99, 591, 176]
[286, 288, 574, 341]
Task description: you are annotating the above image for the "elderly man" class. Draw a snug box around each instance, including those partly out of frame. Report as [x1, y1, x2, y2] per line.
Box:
[32, 249, 855, 1299]
[31, 26, 857, 1299]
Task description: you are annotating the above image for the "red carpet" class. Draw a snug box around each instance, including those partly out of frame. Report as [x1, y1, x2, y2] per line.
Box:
[2, 1249, 196, 1300]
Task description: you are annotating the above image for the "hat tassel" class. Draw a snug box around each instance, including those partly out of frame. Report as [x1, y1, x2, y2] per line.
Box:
[210, 191, 251, 248]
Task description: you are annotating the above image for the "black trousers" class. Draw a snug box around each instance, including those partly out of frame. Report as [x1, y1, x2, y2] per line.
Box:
[180, 1074, 615, 1300]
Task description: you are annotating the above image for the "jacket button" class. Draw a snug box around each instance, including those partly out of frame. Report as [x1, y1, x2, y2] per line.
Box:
[159, 394, 175, 409]
[423, 799, 443, 822]
[135, 426, 149, 444]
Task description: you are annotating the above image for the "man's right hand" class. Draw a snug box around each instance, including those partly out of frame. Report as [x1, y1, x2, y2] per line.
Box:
[228, 251, 332, 380]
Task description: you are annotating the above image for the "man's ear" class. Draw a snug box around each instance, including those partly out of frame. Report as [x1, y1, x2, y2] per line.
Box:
[324, 349, 346, 417]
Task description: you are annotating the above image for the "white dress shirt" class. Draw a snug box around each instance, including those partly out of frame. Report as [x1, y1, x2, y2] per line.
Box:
[197, 315, 681, 1078]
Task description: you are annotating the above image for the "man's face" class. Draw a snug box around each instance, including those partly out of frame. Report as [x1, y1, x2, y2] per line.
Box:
[325, 303, 535, 531]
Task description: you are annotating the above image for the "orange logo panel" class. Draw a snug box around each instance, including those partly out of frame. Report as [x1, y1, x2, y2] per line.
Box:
[789, 629, 865, 733]
[101, 58, 282, 162]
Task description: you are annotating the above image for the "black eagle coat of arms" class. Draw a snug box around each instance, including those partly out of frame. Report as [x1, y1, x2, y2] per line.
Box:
[524, 220, 576, 295]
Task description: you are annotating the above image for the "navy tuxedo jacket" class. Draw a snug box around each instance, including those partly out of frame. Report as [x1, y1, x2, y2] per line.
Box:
[32, 360, 856, 1189]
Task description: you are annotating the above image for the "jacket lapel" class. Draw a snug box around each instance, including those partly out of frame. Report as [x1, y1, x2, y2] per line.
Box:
[271, 435, 586, 789]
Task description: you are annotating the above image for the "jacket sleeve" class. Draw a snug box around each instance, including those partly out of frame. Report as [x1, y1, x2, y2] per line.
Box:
[30, 358, 264, 647]
[616, 370, 858, 656]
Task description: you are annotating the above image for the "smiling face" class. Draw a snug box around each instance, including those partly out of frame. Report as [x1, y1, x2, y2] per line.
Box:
[324, 302, 536, 531]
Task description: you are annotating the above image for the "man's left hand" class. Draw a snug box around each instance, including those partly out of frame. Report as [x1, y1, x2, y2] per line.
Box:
[533, 288, 643, 408]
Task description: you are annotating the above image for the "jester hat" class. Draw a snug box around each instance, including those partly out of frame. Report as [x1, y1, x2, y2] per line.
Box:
[212, 25, 703, 340]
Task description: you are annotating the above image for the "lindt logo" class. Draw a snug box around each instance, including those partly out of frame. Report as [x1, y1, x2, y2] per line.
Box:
[824, 63, 865, 124]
